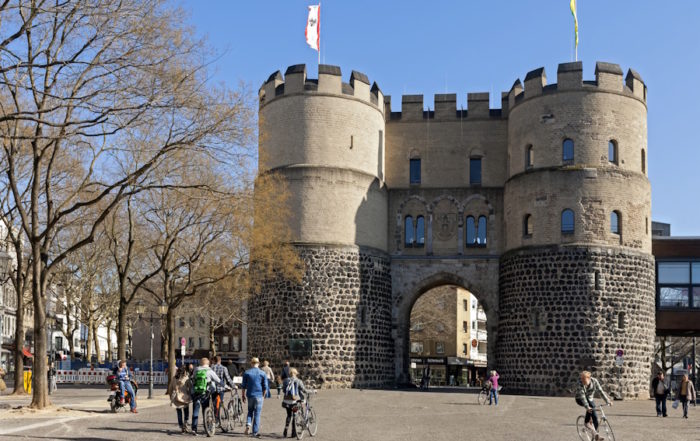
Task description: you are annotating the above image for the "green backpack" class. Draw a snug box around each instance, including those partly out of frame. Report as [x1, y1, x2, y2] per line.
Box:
[193, 368, 208, 394]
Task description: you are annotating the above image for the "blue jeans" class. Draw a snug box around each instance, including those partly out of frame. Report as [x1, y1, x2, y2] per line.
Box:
[655, 394, 668, 416]
[119, 381, 136, 410]
[577, 398, 599, 430]
[489, 388, 498, 405]
[176, 405, 190, 428]
[246, 395, 264, 434]
[191, 393, 211, 432]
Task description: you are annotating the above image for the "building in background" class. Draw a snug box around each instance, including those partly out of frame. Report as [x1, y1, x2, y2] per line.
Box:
[409, 286, 486, 386]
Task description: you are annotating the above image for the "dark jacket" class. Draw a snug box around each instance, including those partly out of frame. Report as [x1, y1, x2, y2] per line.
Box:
[652, 377, 669, 397]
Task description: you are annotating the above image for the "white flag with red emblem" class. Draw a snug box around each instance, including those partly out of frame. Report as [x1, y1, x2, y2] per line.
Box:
[305, 4, 320, 51]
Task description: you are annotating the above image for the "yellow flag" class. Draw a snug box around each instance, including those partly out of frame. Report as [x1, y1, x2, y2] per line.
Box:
[570, 0, 579, 48]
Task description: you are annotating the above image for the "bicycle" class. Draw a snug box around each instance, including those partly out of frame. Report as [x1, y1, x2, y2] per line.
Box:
[292, 390, 318, 439]
[225, 385, 245, 432]
[212, 387, 231, 434]
[477, 385, 501, 405]
[192, 390, 217, 437]
[576, 403, 615, 441]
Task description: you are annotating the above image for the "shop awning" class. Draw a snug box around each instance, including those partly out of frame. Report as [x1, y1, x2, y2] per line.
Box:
[22, 347, 33, 358]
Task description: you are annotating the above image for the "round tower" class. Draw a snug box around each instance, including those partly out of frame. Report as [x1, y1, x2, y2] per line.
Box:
[498, 61, 654, 398]
[250, 64, 393, 387]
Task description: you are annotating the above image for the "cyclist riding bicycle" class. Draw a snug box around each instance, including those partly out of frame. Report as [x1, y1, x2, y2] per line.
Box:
[281, 367, 308, 438]
[575, 370, 612, 441]
[191, 357, 221, 436]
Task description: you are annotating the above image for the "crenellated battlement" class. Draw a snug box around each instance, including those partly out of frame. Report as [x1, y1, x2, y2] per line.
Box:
[259, 64, 384, 111]
[508, 61, 647, 109]
[385, 91, 503, 121]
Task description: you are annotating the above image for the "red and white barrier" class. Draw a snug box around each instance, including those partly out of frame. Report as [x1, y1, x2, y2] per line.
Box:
[54, 368, 167, 385]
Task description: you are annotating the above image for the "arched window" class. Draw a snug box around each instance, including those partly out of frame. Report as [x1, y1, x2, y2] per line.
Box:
[561, 209, 575, 233]
[466, 216, 476, 245]
[562, 138, 574, 162]
[523, 214, 533, 237]
[611, 211, 621, 234]
[641, 149, 646, 173]
[608, 140, 618, 164]
[526, 145, 534, 169]
[416, 216, 425, 247]
[477, 216, 487, 245]
[405, 216, 415, 246]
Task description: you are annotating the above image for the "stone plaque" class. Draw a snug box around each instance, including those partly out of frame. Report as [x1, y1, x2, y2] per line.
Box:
[435, 212, 457, 241]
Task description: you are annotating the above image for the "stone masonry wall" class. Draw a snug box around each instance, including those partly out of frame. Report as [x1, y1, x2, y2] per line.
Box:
[248, 244, 393, 388]
[497, 246, 655, 398]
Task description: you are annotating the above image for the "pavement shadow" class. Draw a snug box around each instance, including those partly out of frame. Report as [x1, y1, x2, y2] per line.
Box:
[90, 427, 169, 435]
[444, 402, 480, 406]
[3, 436, 112, 441]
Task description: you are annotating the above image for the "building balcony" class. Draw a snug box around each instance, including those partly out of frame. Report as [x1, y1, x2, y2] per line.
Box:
[476, 310, 486, 321]
[476, 330, 487, 341]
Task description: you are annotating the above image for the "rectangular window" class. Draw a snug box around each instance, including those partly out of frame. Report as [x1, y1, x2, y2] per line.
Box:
[435, 342, 445, 354]
[694, 287, 700, 308]
[463, 299, 468, 311]
[472, 321, 476, 330]
[198, 337, 203, 348]
[462, 321, 468, 333]
[693, 263, 700, 284]
[469, 158, 482, 185]
[410, 341, 423, 353]
[658, 262, 690, 284]
[189, 337, 194, 348]
[463, 344, 468, 355]
[409, 158, 421, 184]
[659, 287, 689, 308]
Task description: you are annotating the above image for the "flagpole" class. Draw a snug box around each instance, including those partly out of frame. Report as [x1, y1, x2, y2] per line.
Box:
[318, 2, 321, 65]
[575, 0, 578, 62]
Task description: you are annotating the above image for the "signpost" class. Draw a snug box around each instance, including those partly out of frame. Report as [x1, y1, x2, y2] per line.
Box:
[615, 349, 624, 400]
[180, 337, 186, 368]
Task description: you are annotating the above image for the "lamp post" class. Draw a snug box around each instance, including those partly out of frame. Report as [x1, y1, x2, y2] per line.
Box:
[135, 300, 168, 399]
[46, 316, 55, 395]
[0, 248, 11, 367]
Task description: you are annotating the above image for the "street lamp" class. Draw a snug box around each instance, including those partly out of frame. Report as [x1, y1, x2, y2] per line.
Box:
[136, 300, 168, 399]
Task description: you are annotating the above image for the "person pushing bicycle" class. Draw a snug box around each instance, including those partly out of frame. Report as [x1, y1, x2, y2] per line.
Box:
[575, 371, 612, 441]
[281, 367, 308, 438]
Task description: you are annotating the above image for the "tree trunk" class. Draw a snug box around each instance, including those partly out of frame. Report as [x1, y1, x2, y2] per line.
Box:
[117, 297, 128, 362]
[106, 320, 113, 363]
[68, 332, 75, 362]
[166, 307, 176, 390]
[661, 337, 667, 372]
[209, 323, 216, 357]
[86, 318, 94, 362]
[92, 322, 102, 364]
[30, 249, 49, 408]
[11, 290, 26, 395]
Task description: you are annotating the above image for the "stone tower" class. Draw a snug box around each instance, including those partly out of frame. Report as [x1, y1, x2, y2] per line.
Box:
[249, 64, 394, 387]
[497, 62, 655, 397]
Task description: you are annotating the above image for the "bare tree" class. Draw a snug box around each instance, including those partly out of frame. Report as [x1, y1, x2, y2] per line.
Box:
[0, 0, 253, 408]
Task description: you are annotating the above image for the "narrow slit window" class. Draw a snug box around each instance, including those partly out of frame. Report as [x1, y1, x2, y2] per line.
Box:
[416, 216, 425, 247]
[477, 216, 487, 245]
[469, 158, 482, 185]
[641, 149, 646, 173]
[410, 158, 421, 184]
[563, 138, 574, 162]
[405, 216, 415, 247]
[611, 211, 620, 234]
[526, 145, 534, 168]
[608, 140, 618, 164]
[523, 214, 533, 236]
[561, 209, 575, 233]
[466, 216, 476, 245]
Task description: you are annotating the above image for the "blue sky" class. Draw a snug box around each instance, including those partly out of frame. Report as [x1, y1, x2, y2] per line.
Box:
[181, 0, 700, 235]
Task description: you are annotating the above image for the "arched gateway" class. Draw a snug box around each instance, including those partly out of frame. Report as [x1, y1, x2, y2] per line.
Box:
[249, 62, 655, 398]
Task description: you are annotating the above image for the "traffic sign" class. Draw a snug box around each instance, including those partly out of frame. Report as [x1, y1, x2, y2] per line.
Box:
[180, 337, 186, 346]
[616, 349, 624, 357]
[615, 356, 623, 366]
[180, 346, 186, 356]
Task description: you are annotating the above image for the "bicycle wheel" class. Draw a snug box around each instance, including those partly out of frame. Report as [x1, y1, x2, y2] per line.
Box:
[295, 411, 306, 440]
[226, 401, 237, 431]
[219, 404, 230, 433]
[478, 390, 488, 405]
[236, 397, 245, 426]
[306, 407, 318, 436]
[203, 405, 216, 437]
[598, 419, 615, 441]
[576, 415, 593, 441]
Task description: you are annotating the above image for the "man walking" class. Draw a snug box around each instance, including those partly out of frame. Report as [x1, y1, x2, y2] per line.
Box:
[241, 357, 269, 438]
[652, 371, 670, 417]
[211, 356, 235, 426]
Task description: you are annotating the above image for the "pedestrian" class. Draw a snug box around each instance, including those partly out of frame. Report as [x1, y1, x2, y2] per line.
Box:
[191, 357, 221, 435]
[48, 361, 57, 392]
[0, 366, 6, 395]
[226, 360, 238, 379]
[488, 370, 500, 406]
[171, 364, 193, 434]
[211, 355, 235, 425]
[281, 367, 308, 438]
[241, 357, 269, 438]
[652, 371, 670, 417]
[280, 360, 291, 381]
[676, 374, 696, 419]
[276, 375, 283, 399]
[261, 360, 274, 398]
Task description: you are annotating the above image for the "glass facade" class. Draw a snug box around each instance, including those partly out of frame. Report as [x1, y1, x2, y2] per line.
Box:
[657, 261, 700, 309]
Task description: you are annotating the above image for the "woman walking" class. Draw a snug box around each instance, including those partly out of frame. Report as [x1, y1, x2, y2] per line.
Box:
[261, 360, 274, 399]
[171, 364, 193, 434]
[676, 374, 696, 419]
[488, 370, 500, 406]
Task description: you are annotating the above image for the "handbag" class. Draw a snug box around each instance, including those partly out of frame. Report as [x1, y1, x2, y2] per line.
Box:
[672, 399, 680, 410]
